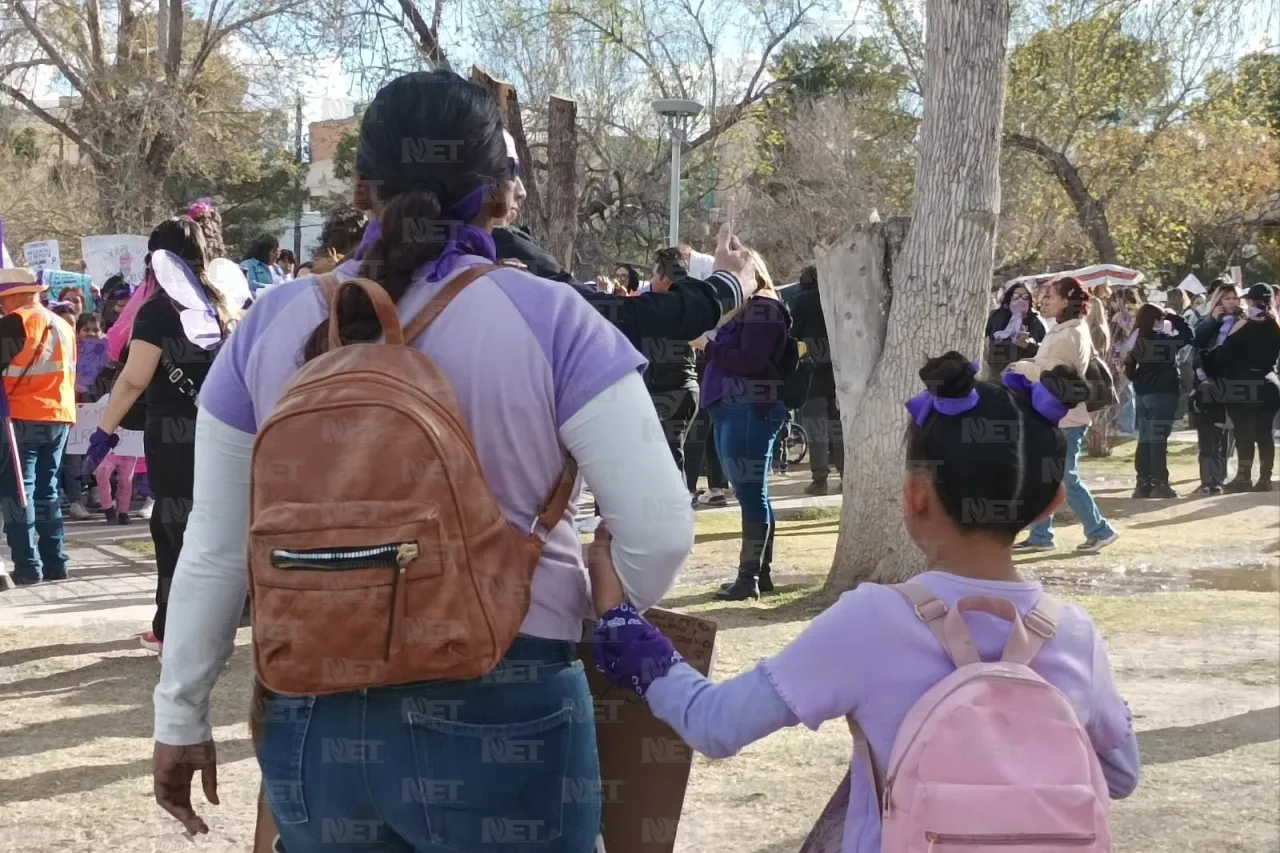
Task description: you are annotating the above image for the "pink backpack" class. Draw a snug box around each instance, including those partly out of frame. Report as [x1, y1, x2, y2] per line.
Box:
[800, 582, 1110, 853]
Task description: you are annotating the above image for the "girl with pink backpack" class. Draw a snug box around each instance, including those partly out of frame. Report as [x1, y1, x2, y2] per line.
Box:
[591, 352, 1140, 852]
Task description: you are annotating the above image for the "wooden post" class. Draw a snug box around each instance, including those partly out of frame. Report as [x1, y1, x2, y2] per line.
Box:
[545, 95, 578, 269]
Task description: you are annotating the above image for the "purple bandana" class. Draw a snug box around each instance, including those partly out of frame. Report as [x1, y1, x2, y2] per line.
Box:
[905, 361, 983, 426]
[1002, 372, 1069, 424]
[351, 186, 498, 283]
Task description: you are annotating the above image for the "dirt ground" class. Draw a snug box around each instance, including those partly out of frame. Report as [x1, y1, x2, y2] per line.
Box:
[0, 440, 1277, 853]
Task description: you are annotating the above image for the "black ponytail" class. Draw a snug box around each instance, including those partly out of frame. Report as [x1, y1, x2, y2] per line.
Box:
[302, 70, 510, 362]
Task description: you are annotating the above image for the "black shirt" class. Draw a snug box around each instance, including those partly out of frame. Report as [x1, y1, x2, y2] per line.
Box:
[131, 294, 217, 425]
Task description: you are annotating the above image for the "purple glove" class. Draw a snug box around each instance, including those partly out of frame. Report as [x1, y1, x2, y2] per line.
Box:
[83, 428, 119, 475]
[592, 603, 683, 698]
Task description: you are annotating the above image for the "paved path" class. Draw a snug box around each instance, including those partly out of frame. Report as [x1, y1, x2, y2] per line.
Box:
[2, 470, 843, 629]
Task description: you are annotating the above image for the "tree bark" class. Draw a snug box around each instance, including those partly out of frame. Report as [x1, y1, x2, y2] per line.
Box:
[823, 0, 1011, 593]
[545, 95, 578, 269]
[1003, 133, 1119, 265]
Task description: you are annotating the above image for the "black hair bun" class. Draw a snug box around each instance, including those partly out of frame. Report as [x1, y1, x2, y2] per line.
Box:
[1039, 365, 1087, 406]
[919, 351, 977, 399]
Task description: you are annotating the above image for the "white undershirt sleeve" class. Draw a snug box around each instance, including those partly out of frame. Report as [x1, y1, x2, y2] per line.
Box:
[559, 371, 694, 611]
[153, 407, 254, 746]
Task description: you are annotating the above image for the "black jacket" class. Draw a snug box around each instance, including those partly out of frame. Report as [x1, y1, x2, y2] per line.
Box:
[790, 282, 834, 398]
[493, 227, 743, 367]
[1206, 316, 1280, 407]
[493, 226, 573, 283]
[984, 307, 1046, 374]
[1125, 315, 1193, 397]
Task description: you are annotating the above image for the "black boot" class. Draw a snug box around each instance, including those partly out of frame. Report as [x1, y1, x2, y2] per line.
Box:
[715, 521, 767, 601]
[758, 521, 776, 593]
[1225, 469, 1253, 493]
[1131, 478, 1152, 499]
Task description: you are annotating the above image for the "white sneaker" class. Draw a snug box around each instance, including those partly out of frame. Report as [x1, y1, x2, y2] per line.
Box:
[139, 631, 163, 654]
[137, 497, 155, 521]
[67, 502, 91, 521]
[1076, 532, 1119, 554]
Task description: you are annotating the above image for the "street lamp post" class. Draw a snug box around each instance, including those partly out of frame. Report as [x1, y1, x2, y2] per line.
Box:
[653, 99, 703, 247]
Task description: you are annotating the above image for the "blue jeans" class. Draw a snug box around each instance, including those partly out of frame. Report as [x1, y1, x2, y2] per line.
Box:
[711, 400, 787, 524]
[1025, 426, 1116, 546]
[1135, 392, 1179, 484]
[259, 636, 600, 853]
[1119, 384, 1136, 434]
[0, 420, 69, 580]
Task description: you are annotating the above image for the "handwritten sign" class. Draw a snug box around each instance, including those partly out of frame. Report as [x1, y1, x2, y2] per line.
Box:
[22, 240, 60, 276]
[81, 235, 148, 288]
[580, 607, 717, 853]
[67, 397, 143, 457]
[46, 270, 95, 311]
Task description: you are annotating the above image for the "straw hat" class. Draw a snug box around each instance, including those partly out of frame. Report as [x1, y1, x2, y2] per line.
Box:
[0, 267, 47, 296]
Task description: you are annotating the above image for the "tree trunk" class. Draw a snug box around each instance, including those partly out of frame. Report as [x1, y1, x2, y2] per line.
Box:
[823, 0, 1011, 593]
[545, 95, 578, 269]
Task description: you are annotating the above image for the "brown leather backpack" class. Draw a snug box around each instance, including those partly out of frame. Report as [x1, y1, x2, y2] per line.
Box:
[248, 265, 577, 695]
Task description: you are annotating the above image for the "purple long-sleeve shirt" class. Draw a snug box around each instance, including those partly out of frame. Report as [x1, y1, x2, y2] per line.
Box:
[644, 572, 1142, 853]
[701, 295, 790, 412]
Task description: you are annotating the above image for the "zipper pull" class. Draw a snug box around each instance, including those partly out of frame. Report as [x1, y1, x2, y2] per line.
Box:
[882, 778, 892, 819]
[397, 542, 419, 570]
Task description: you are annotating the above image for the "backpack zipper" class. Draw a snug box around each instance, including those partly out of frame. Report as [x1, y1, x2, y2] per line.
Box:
[881, 670, 1052, 818]
[270, 542, 420, 571]
[926, 832, 1096, 848]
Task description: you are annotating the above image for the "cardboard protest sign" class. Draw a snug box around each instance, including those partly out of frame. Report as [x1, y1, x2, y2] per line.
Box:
[46, 270, 96, 310]
[582, 608, 717, 853]
[250, 608, 718, 853]
[67, 397, 143, 456]
[22, 240, 60, 276]
[81, 234, 148, 288]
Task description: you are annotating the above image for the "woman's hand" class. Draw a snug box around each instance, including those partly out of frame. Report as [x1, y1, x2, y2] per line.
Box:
[690, 334, 709, 352]
[712, 223, 756, 293]
[154, 740, 220, 836]
[83, 429, 119, 476]
[587, 522, 625, 616]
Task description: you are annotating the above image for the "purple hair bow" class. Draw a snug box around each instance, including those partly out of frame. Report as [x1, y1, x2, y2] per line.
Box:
[904, 361, 983, 426]
[1002, 372, 1068, 424]
[350, 185, 498, 283]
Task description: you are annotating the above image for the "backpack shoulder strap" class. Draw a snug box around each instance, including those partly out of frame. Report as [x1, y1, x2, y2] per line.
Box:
[889, 581, 949, 646]
[394, 262, 575, 542]
[1002, 593, 1063, 666]
[402, 264, 502, 343]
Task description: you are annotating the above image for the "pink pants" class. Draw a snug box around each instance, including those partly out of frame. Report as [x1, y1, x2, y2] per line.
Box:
[95, 454, 139, 513]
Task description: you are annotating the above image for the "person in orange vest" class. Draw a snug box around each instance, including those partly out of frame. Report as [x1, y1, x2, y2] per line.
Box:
[0, 268, 77, 585]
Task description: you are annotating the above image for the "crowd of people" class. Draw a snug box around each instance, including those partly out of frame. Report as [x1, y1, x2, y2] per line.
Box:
[986, 272, 1280, 516]
[9, 65, 1275, 853]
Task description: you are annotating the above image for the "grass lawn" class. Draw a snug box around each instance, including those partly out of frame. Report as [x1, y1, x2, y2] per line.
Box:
[1, 441, 1275, 852]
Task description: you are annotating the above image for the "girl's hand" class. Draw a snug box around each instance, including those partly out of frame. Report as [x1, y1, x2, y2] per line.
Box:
[592, 603, 683, 698]
[587, 522, 625, 615]
[690, 334, 709, 351]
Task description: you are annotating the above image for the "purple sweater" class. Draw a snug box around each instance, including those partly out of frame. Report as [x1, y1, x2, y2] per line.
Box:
[702, 295, 790, 412]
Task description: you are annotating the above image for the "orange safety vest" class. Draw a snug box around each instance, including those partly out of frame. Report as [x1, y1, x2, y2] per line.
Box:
[3, 303, 77, 423]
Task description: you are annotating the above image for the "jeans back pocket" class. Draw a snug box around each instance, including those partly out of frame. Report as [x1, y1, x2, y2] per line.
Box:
[407, 706, 573, 852]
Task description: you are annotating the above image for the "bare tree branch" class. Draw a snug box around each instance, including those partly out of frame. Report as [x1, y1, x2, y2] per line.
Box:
[7, 0, 94, 100]
[0, 81, 108, 165]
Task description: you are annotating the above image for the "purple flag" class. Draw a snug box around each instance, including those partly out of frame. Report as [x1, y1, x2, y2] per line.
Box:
[76, 337, 109, 393]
